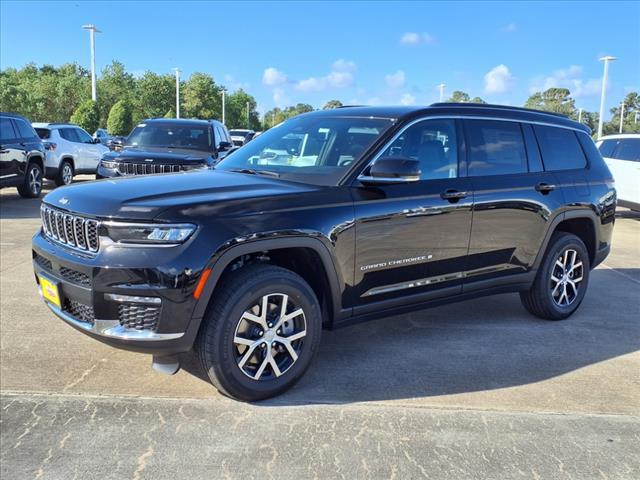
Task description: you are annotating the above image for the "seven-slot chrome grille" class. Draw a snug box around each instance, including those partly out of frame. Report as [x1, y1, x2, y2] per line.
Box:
[117, 163, 184, 175]
[40, 205, 99, 253]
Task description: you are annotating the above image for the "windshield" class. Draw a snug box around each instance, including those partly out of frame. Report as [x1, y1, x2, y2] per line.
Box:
[126, 122, 212, 151]
[216, 115, 393, 185]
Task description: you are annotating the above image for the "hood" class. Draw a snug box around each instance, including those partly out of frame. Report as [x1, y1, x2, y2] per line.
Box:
[42, 169, 316, 220]
[104, 146, 212, 164]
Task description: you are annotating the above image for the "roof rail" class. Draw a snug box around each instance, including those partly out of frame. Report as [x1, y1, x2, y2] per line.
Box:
[429, 102, 569, 119]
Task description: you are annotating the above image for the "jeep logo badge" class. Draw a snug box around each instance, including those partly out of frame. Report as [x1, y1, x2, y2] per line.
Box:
[58, 197, 69, 206]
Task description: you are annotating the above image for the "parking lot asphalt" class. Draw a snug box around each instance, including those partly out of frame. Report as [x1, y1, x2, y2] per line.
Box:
[1, 177, 639, 479]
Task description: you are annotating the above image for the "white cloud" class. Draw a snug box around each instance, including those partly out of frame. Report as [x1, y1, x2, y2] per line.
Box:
[272, 88, 289, 107]
[332, 59, 357, 73]
[400, 32, 435, 45]
[400, 93, 416, 105]
[529, 65, 602, 98]
[385, 70, 406, 89]
[484, 64, 514, 94]
[295, 60, 356, 92]
[262, 67, 288, 87]
[502, 23, 517, 32]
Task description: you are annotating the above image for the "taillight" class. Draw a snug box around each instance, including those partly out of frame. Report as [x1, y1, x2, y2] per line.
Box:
[44, 142, 57, 151]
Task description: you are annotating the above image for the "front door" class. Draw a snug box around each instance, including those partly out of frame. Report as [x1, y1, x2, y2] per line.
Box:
[0, 118, 23, 182]
[350, 118, 473, 311]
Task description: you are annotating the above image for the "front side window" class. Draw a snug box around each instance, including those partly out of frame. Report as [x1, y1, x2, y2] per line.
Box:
[612, 138, 640, 161]
[0, 118, 17, 141]
[75, 128, 94, 143]
[379, 119, 458, 180]
[466, 120, 527, 176]
[126, 122, 213, 152]
[217, 116, 394, 186]
[534, 125, 587, 171]
[14, 119, 36, 140]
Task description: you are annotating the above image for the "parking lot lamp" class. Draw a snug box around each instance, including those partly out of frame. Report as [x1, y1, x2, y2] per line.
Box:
[246, 102, 250, 129]
[619, 103, 625, 133]
[173, 68, 181, 119]
[578, 108, 583, 123]
[82, 24, 101, 101]
[221, 90, 226, 124]
[437, 83, 446, 102]
[597, 56, 616, 139]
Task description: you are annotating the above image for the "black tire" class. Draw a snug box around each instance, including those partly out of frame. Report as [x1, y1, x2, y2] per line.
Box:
[520, 232, 590, 320]
[17, 162, 43, 198]
[55, 160, 74, 186]
[197, 263, 322, 401]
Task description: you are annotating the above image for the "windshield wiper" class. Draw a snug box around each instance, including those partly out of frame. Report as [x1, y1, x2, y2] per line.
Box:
[228, 168, 280, 178]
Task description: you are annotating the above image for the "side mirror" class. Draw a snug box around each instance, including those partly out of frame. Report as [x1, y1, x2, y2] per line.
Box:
[218, 141, 233, 151]
[358, 157, 421, 185]
[92, 137, 101, 144]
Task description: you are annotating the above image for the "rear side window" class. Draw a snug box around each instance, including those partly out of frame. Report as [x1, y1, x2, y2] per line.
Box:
[59, 128, 80, 142]
[533, 125, 587, 171]
[598, 139, 618, 158]
[465, 120, 527, 176]
[612, 138, 640, 161]
[0, 117, 17, 141]
[14, 118, 37, 140]
[35, 128, 51, 139]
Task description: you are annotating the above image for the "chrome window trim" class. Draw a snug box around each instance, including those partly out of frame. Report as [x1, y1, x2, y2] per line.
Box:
[356, 114, 590, 180]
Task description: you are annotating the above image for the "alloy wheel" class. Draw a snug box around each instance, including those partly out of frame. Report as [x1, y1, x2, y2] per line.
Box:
[62, 164, 73, 184]
[233, 293, 306, 380]
[550, 248, 584, 307]
[29, 167, 42, 195]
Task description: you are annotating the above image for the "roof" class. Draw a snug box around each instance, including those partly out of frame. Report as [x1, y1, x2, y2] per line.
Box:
[141, 118, 216, 126]
[303, 103, 590, 133]
[598, 133, 640, 140]
[31, 122, 77, 128]
[1, 111, 30, 119]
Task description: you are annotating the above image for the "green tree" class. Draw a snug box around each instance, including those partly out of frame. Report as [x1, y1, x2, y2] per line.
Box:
[524, 88, 577, 116]
[107, 99, 133, 136]
[70, 99, 100, 133]
[96, 61, 135, 125]
[134, 71, 175, 122]
[447, 91, 486, 104]
[604, 92, 640, 134]
[323, 99, 343, 109]
[182, 72, 221, 119]
[226, 89, 260, 129]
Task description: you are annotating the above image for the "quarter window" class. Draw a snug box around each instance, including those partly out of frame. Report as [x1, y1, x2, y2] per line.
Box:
[380, 119, 458, 180]
[533, 125, 587, 171]
[0, 118, 17, 141]
[465, 120, 527, 176]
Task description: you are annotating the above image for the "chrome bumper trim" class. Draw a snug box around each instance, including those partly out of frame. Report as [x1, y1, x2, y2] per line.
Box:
[44, 300, 184, 341]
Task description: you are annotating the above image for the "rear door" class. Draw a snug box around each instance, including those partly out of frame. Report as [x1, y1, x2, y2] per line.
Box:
[463, 119, 565, 289]
[0, 117, 23, 183]
[74, 127, 102, 171]
[600, 138, 640, 205]
[351, 118, 473, 310]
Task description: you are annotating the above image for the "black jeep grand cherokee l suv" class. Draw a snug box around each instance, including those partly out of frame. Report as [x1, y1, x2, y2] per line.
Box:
[32, 104, 615, 401]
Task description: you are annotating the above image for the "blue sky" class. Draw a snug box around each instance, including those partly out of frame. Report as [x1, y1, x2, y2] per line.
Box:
[1, 1, 638, 117]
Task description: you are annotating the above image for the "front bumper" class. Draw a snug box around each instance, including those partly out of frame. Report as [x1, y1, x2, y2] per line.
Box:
[32, 231, 206, 355]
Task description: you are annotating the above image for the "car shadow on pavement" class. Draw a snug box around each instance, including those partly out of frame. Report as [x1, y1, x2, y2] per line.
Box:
[0, 179, 92, 220]
[181, 268, 640, 405]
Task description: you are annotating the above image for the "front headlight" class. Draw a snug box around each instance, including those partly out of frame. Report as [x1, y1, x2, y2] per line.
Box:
[103, 222, 197, 245]
[101, 160, 118, 169]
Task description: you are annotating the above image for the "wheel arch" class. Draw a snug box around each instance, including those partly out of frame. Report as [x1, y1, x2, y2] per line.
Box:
[533, 209, 600, 270]
[27, 153, 44, 170]
[58, 156, 75, 170]
[192, 236, 344, 328]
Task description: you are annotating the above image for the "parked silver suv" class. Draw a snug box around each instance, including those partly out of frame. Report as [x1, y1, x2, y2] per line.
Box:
[33, 123, 109, 185]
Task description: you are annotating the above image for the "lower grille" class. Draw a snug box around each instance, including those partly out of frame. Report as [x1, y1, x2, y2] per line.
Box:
[63, 299, 95, 325]
[117, 163, 184, 175]
[59, 267, 91, 287]
[118, 304, 161, 331]
[34, 252, 52, 271]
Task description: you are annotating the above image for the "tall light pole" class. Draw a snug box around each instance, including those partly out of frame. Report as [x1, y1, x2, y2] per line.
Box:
[619, 102, 625, 133]
[221, 90, 226, 124]
[246, 101, 250, 129]
[437, 83, 446, 102]
[172, 68, 181, 119]
[578, 108, 583, 123]
[82, 24, 101, 101]
[597, 56, 616, 139]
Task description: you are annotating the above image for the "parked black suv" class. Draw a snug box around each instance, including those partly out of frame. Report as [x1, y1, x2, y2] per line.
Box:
[32, 104, 615, 400]
[1, 112, 46, 198]
[96, 118, 234, 178]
